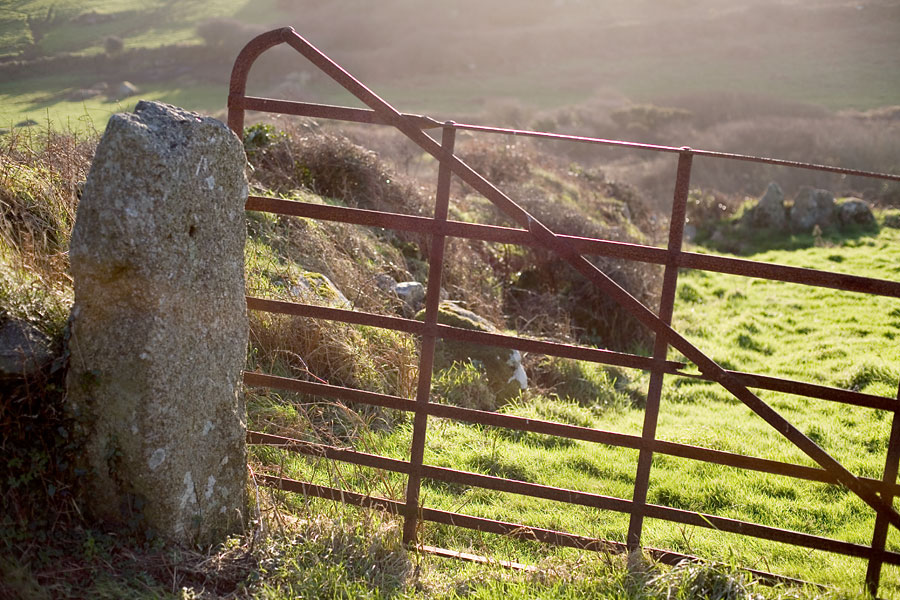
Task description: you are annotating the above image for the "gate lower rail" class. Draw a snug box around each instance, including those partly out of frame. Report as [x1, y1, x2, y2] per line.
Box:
[229, 27, 900, 596]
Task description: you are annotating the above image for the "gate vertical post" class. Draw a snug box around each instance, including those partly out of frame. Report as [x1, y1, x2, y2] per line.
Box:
[866, 382, 900, 598]
[627, 149, 693, 557]
[403, 123, 457, 544]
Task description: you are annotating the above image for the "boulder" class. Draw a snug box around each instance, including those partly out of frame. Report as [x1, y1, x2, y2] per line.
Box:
[112, 81, 140, 100]
[418, 302, 526, 401]
[751, 182, 786, 230]
[395, 281, 425, 314]
[790, 187, 835, 232]
[67, 101, 248, 546]
[838, 198, 876, 228]
[290, 271, 351, 309]
[374, 273, 397, 294]
[0, 319, 52, 380]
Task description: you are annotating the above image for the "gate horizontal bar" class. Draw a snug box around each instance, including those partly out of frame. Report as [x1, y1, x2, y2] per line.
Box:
[246, 296, 895, 411]
[249, 430, 411, 473]
[244, 371, 416, 412]
[450, 123, 900, 182]
[252, 433, 900, 563]
[246, 195, 900, 300]
[246, 296, 685, 373]
[255, 472, 814, 588]
[229, 95, 442, 129]
[256, 472, 403, 514]
[245, 379, 900, 499]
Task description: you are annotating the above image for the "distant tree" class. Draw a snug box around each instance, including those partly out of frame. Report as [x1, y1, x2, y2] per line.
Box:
[26, 5, 56, 45]
[104, 35, 124, 55]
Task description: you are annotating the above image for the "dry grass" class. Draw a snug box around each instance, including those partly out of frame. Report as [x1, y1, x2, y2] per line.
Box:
[0, 125, 94, 336]
[1, 127, 95, 548]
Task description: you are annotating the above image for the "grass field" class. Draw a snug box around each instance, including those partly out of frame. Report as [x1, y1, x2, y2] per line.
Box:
[2, 0, 899, 131]
[0, 0, 287, 56]
[248, 218, 900, 596]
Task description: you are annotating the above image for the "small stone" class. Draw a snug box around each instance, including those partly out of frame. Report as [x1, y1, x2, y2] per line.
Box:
[0, 319, 52, 379]
[290, 271, 351, 309]
[395, 281, 426, 313]
[417, 302, 526, 401]
[112, 81, 140, 100]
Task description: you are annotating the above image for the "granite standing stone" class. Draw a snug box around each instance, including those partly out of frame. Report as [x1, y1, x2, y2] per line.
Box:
[752, 182, 787, 230]
[67, 101, 249, 546]
[790, 187, 835, 232]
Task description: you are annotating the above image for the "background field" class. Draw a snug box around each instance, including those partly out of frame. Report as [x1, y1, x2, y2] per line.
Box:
[2, 0, 900, 132]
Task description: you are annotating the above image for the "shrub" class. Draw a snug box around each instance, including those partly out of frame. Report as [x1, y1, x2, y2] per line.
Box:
[610, 104, 692, 133]
[462, 140, 532, 186]
[685, 188, 739, 233]
[431, 360, 496, 411]
[246, 124, 504, 320]
[103, 35, 124, 56]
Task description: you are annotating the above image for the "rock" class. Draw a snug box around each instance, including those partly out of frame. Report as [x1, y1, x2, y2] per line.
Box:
[0, 319, 52, 379]
[374, 273, 396, 293]
[290, 271, 351, 309]
[112, 81, 139, 100]
[790, 187, 835, 232]
[418, 302, 526, 402]
[67, 101, 248, 546]
[838, 198, 876, 228]
[751, 182, 786, 230]
[15, 119, 38, 128]
[395, 281, 425, 313]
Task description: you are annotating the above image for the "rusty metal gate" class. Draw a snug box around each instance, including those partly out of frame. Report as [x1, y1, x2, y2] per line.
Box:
[228, 27, 900, 595]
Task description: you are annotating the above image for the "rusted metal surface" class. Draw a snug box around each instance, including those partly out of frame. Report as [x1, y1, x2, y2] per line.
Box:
[232, 96, 441, 129]
[245, 376, 900, 498]
[414, 545, 538, 572]
[450, 122, 900, 182]
[866, 382, 900, 595]
[246, 195, 900, 299]
[254, 431, 900, 563]
[628, 150, 693, 551]
[254, 471, 824, 587]
[245, 296, 687, 374]
[231, 27, 900, 594]
[403, 124, 457, 543]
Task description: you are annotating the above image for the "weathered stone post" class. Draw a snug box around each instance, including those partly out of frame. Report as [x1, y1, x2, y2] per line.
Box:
[67, 101, 248, 546]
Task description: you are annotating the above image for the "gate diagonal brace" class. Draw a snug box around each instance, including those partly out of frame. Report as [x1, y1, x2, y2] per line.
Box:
[234, 27, 900, 532]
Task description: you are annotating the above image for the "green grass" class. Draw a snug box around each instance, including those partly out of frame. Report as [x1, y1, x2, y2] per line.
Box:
[248, 220, 900, 596]
[0, 76, 228, 133]
[0, 0, 288, 57]
[4, 0, 899, 135]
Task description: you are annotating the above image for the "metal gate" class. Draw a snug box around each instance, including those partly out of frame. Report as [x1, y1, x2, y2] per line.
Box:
[228, 27, 900, 595]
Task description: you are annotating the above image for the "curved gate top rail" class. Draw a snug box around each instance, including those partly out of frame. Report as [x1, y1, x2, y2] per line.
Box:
[228, 27, 900, 597]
